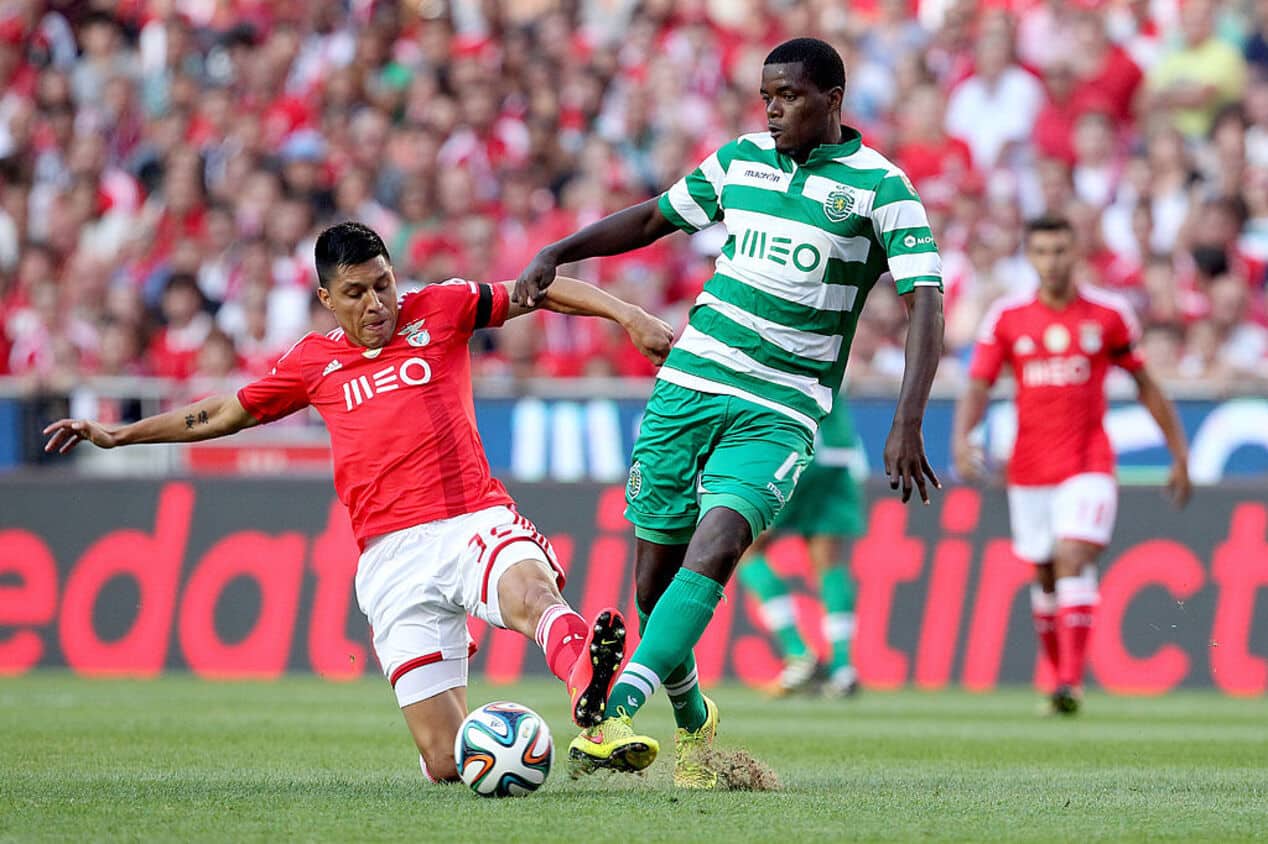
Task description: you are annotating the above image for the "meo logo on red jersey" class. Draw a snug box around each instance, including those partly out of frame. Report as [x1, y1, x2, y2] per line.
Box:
[341, 357, 432, 410]
[1022, 355, 1090, 387]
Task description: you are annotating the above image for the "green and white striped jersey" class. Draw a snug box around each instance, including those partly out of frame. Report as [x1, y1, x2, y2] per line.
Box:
[812, 396, 867, 477]
[656, 128, 942, 432]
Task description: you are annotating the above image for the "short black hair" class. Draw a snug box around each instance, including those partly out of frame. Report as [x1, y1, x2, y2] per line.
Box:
[314, 221, 390, 288]
[764, 38, 846, 92]
[164, 272, 201, 295]
[1024, 215, 1074, 238]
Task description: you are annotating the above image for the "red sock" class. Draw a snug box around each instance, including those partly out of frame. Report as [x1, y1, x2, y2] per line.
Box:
[535, 604, 588, 682]
[1033, 611, 1060, 688]
[1057, 605, 1095, 688]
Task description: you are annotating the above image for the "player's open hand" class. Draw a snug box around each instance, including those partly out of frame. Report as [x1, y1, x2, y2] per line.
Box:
[884, 421, 941, 505]
[513, 249, 559, 308]
[1166, 460, 1192, 509]
[624, 310, 674, 366]
[42, 419, 118, 454]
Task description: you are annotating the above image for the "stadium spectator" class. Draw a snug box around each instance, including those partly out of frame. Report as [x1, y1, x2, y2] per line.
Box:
[1146, 0, 1248, 138]
[0, 0, 1263, 400]
[944, 28, 1045, 171]
[147, 273, 211, 381]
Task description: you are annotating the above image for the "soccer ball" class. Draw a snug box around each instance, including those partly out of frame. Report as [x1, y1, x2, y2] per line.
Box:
[454, 702, 554, 797]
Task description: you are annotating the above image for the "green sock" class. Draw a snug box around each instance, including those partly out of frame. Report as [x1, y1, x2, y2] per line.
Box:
[636, 605, 707, 732]
[738, 555, 809, 660]
[820, 566, 857, 673]
[610, 569, 724, 723]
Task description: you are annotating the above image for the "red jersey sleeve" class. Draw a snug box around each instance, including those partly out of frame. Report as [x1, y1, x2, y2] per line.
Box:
[968, 303, 1008, 385]
[236, 335, 311, 423]
[1105, 299, 1145, 372]
[427, 279, 511, 337]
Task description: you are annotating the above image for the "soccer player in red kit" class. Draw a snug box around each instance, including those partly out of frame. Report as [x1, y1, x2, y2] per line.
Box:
[952, 215, 1191, 715]
[43, 222, 675, 780]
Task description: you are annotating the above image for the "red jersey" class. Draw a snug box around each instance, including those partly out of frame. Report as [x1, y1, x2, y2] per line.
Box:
[968, 287, 1145, 486]
[237, 280, 514, 547]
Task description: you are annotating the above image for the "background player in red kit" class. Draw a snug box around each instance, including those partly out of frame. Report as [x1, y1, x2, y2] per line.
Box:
[952, 215, 1191, 715]
[42, 222, 675, 780]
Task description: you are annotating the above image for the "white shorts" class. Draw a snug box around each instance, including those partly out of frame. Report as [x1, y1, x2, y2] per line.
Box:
[1006, 473, 1118, 563]
[354, 505, 562, 706]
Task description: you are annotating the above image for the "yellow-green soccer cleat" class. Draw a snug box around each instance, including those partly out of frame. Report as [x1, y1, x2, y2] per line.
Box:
[567, 714, 659, 777]
[674, 695, 720, 789]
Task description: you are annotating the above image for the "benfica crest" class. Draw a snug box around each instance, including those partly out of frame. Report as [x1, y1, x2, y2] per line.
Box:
[398, 319, 431, 348]
[1079, 322, 1103, 354]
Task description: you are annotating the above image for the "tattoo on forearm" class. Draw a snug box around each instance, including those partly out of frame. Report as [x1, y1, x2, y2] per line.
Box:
[185, 410, 211, 430]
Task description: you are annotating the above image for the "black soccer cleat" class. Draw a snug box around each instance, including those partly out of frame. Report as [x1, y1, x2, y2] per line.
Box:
[1050, 684, 1081, 716]
[566, 608, 626, 728]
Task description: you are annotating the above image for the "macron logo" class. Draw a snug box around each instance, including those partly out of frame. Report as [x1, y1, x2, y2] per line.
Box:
[322, 360, 343, 378]
[745, 168, 783, 182]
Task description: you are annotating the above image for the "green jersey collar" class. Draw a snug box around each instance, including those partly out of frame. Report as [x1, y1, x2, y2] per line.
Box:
[792, 125, 862, 166]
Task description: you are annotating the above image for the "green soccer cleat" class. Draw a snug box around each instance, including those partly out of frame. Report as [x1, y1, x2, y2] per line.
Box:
[567, 714, 659, 777]
[674, 695, 721, 789]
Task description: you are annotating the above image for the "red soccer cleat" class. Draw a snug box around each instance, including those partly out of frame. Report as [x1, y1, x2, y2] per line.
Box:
[567, 608, 626, 728]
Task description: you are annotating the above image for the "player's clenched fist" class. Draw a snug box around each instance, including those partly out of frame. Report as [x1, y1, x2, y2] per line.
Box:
[42, 419, 118, 453]
[624, 311, 674, 366]
[513, 248, 558, 308]
[951, 439, 986, 483]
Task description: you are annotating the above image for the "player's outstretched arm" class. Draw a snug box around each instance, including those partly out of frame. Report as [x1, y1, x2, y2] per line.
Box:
[42, 394, 259, 455]
[951, 378, 991, 483]
[500, 277, 674, 366]
[883, 287, 945, 504]
[513, 198, 677, 307]
[1131, 366, 1192, 507]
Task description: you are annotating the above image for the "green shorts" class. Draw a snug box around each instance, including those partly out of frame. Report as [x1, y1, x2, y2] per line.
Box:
[771, 462, 864, 538]
[624, 381, 814, 544]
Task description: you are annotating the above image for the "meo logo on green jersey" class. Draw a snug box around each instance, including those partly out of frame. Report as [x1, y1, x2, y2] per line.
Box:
[738, 229, 823, 272]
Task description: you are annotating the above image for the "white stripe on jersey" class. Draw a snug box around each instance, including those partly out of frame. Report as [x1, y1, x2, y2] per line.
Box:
[696, 291, 844, 362]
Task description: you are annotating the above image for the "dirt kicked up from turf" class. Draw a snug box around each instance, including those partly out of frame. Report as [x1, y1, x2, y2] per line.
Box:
[705, 747, 782, 792]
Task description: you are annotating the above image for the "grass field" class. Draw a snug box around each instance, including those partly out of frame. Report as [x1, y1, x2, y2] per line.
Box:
[1, 673, 1265, 842]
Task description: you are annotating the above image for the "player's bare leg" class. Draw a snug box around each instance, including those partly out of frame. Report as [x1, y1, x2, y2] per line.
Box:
[495, 558, 625, 728]
[806, 536, 860, 698]
[1049, 540, 1102, 715]
[401, 686, 468, 782]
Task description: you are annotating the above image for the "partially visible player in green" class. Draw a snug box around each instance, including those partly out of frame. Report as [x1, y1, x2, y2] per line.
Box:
[737, 396, 865, 698]
[515, 37, 943, 789]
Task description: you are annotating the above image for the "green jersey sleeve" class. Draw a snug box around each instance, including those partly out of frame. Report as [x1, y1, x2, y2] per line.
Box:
[869, 170, 943, 295]
[656, 142, 736, 234]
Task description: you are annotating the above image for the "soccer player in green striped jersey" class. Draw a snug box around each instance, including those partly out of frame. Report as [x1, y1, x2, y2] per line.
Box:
[737, 397, 866, 699]
[515, 37, 944, 789]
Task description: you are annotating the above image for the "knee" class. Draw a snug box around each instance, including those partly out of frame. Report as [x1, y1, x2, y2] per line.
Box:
[685, 515, 751, 575]
[1053, 548, 1097, 580]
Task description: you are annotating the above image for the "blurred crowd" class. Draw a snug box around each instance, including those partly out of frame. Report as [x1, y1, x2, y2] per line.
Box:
[1, 0, 1268, 404]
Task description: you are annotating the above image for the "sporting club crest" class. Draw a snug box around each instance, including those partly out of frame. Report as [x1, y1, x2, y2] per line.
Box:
[398, 319, 431, 348]
[823, 186, 855, 222]
[627, 461, 643, 498]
